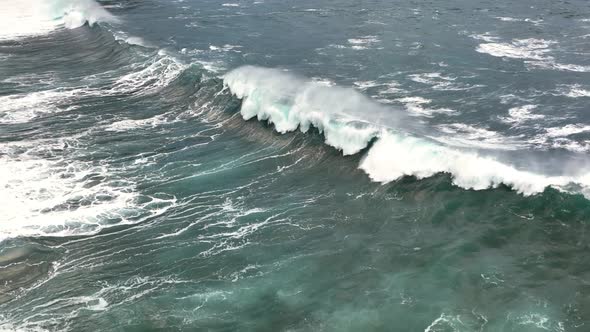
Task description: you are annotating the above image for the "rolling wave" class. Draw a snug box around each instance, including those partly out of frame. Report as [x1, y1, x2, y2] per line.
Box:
[223, 66, 590, 198]
[2, 0, 589, 247]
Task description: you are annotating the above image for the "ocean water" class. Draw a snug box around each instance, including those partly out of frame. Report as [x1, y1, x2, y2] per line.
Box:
[1, 0, 590, 331]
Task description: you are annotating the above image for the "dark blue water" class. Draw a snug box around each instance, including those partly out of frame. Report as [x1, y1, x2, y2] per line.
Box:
[1, 0, 590, 331]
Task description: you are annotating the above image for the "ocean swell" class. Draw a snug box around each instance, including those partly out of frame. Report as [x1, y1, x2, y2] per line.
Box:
[224, 66, 590, 197]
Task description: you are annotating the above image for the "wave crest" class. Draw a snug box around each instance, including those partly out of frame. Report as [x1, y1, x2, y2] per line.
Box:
[224, 66, 393, 155]
[53, 0, 119, 29]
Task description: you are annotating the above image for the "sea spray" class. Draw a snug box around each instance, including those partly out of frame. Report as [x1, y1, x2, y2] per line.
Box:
[0, 0, 118, 41]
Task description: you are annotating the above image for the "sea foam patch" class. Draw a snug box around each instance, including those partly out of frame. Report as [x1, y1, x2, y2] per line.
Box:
[0, 140, 176, 242]
[500, 105, 544, 125]
[475, 37, 590, 72]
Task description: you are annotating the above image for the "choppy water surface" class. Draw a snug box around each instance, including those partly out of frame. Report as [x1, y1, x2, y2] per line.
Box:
[1, 0, 590, 331]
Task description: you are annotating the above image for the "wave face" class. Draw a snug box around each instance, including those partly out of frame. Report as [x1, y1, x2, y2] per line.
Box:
[224, 66, 590, 197]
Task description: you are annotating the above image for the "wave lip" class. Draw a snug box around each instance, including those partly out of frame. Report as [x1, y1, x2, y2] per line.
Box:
[360, 133, 587, 196]
[224, 65, 590, 198]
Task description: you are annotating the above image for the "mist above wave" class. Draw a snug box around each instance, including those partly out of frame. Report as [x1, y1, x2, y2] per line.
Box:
[0, 0, 118, 41]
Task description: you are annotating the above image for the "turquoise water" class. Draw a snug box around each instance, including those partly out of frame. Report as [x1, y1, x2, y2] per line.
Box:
[1, 0, 590, 331]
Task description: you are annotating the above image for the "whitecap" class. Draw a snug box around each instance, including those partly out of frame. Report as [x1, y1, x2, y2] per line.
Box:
[0, 89, 83, 124]
[546, 124, 590, 137]
[347, 36, 380, 50]
[500, 105, 544, 125]
[397, 96, 458, 117]
[435, 123, 525, 150]
[476, 38, 554, 61]
[557, 84, 590, 98]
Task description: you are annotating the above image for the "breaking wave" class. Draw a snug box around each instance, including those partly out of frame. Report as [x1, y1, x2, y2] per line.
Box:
[224, 66, 590, 197]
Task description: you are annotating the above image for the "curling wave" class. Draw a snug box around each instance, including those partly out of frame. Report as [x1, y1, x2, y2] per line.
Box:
[224, 66, 590, 197]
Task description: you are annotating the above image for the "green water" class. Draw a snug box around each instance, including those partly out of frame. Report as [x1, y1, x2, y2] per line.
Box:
[2, 0, 590, 331]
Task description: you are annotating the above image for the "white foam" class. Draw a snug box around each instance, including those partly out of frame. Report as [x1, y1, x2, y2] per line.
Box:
[469, 32, 501, 43]
[475, 37, 590, 72]
[0, 89, 81, 124]
[0, 277, 184, 329]
[124, 36, 150, 47]
[311, 77, 336, 87]
[408, 72, 479, 91]
[500, 105, 544, 125]
[1, 72, 57, 88]
[397, 96, 458, 117]
[105, 114, 171, 132]
[435, 123, 524, 150]
[112, 55, 186, 93]
[546, 124, 590, 137]
[354, 81, 381, 90]
[347, 36, 380, 50]
[424, 312, 488, 332]
[551, 139, 590, 153]
[193, 59, 225, 73]
[354, 81, 404, 95]
[556, 84, 590, 98]
[0, 139, 176, 242]
[378, 82, 403, 95]
[0, 317, 48, 332]
[0, 54, 185, 124]
[224, 66, 590, 198]
[538, 62, 590, 73]
[209, 44, 242, 52]
[409, 72, 454, 84]
[59, 0, 118, 29]
[496, 16, 521, 22]
[224, 66, 387, 155]
[565, 85, 590, 97]
[529, 131, 590, 153]
[348, 36, 380, 45]
[495, 17, 543, 25]
[476, 39, 554, 61]
[512, 313, 563, 331]
[360, 132, 583, 196]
